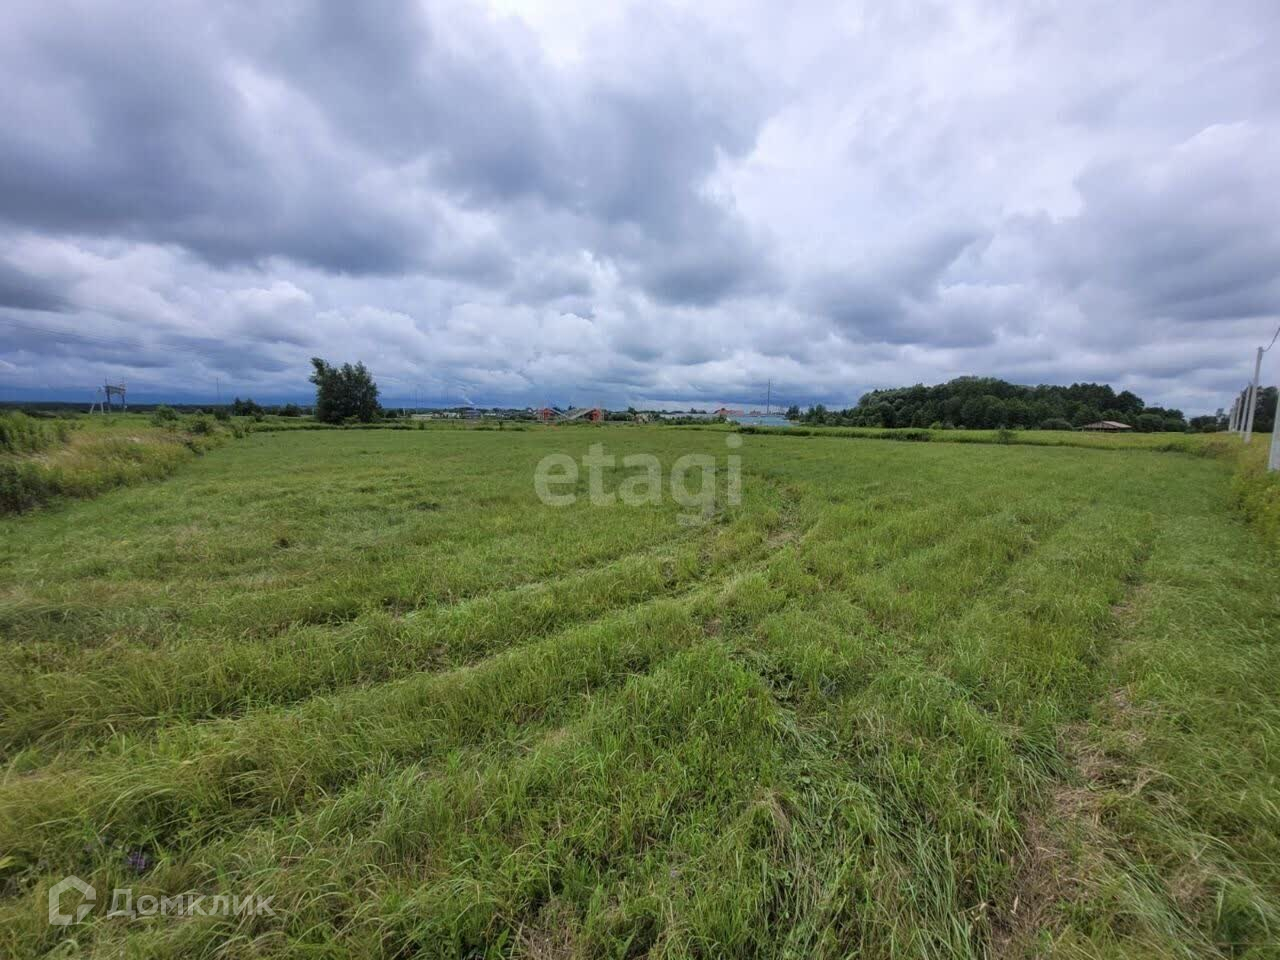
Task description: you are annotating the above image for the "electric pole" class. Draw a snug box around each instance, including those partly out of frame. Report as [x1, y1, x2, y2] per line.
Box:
[1244, 347, 1263, 442]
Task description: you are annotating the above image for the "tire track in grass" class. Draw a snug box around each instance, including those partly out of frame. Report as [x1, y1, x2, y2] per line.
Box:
[803, 509, 1154, 959]
[995, 513, 1280, 957]
[682, 504, 1160, 959]
[933, 505, 1156, 732]
[987, 522, 1159, 958]
[893, 505, 1159, 956]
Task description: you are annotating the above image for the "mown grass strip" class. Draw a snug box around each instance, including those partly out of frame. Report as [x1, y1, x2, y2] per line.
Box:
[13, 646, 783, 959]
[0, 508, 791, 756]
[1009, 513, 1280, 956]
[0, 598, 714, 884]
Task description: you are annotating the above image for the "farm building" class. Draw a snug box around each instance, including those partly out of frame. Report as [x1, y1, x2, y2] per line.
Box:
[536, 407, 558, 422]
[1081, 420, 1133, 431]
[561, 407, 603, 422]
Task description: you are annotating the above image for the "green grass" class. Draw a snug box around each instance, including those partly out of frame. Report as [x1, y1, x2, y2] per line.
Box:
[0, 425, 1277, 958]
[0, 413, 240, 514]
[0, 411, 74, 455]
[738, 422, 1231, 454]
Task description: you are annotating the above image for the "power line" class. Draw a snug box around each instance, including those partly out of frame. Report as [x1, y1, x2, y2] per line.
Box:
[1263, 323, 1280, 354]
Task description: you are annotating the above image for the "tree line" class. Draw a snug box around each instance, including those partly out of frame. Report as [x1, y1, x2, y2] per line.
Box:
[786, 377, 1222, 432]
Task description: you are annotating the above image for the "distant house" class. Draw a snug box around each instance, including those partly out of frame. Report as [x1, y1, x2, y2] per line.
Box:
[658, 411, 716, 421]
[714, 407, 743, 418]
[561, 407, 603, 422]
[1081, 420, 1133, 431]
[536, 407, 558, 422]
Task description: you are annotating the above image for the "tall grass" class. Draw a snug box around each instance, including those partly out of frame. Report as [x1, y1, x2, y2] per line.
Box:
[1229, 436, 1280, 547]
[0, 427, 1276, 957]
[0, 414, 231, 514]
[738, 422, 1221, 453]
[0, 411, 71, 454]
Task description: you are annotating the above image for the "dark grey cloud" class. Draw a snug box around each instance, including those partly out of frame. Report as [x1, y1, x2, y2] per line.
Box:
[1044, 128, 1280, 325]
[0, 261, 67, 312]
[810, 229, 989, 346]
[0, 0, 770, 298]
[0, 3, 426, 274]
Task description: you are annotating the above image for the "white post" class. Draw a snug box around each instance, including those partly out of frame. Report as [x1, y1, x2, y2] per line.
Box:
[1229, 397, 1239, 433]
[1244, 347, 1263, 443]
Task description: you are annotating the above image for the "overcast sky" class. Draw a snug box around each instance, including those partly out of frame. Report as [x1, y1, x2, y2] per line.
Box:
[1, 0, 1277, 411]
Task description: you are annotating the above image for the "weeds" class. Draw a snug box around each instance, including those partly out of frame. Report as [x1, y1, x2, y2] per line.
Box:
[0, 414, 238, 514]
[0, 411, 70, 454]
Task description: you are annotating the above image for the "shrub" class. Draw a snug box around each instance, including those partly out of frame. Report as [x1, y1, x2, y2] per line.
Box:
[1040, 418, 1073, 431]
[1232, 454, 1280, 548]
[1136, 413, 1165, 432]
[0, 461, 55, 511]
[188, 415, 215, 435]
[995, 428, 1018, 444]
[0, 412, 51, 454]
[150, 405, 180, 426]
[895, 429, 932, 442]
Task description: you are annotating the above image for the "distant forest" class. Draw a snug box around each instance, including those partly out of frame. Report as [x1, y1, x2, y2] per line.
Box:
[789, 376, 1276, 432]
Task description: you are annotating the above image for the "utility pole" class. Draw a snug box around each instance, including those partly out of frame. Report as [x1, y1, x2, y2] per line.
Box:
[1244, 346, 1263, 442]
[766, 379, 771, 415]
[1228, 396, 1238, 433]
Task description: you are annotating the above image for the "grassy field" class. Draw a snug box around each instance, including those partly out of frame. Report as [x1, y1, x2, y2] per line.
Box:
[0, 412, 235, 513]
[737, 423, 1231, 454]
[1, 424, 1277, 958]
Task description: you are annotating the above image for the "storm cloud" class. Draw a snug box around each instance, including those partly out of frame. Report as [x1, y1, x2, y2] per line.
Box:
[1, 0, 1277, 412]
